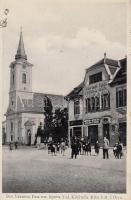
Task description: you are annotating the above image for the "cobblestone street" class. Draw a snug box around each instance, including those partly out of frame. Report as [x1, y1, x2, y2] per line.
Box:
[2, 146, 126, 193]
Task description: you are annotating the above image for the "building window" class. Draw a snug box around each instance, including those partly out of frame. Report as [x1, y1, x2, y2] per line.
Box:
[74, 100, 80, 115]
[95, 96, 100, 111]
[89, 72, 102, 84]
[85, 96, 100, 113]
[101, 93, 110, 110]
[85, 98, 88, 113]
[91, 97, 95, 111]
[22, 73, 26, 84]
[116, 88, 126, 108]
[11, 122, 13, 132]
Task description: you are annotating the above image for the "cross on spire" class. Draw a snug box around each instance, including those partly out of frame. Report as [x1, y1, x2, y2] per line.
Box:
[15, 28, 27, 60]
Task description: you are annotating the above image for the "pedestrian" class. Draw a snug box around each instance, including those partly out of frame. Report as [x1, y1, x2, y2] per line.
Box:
[82, 143, 86, 155]
[113, 143, 118, 158]
[36, 122, 43, 149]
[48, 143, 51, 154]
[94, 140, 100, 156]
[103, 136, 109, 159]
[85, 143, 88, 155]
[51, 142, 56, 156]
[116, 141, 123, 159]
[56, 142, 60, 153]
[14, 141, 18, 149]
[71, 141, 78, 159]
[60, 141, 66, 156]
[34, 134, 37, 146]
[87, 141, 91, 155]
[78, 141, 82, 155]
[9, 141, 13, 151]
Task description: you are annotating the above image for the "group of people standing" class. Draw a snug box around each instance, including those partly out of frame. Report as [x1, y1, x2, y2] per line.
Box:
[9, 141, 18, 150]
[113, 141, 123, 159]
[47, 141, 67, 156]
[71, 137, 93, 159]
[8, 122, 124, 160]
[70, 136, 124, 160]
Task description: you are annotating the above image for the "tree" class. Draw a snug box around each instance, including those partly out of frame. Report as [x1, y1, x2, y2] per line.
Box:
[43, 96, 54, 140]
[53, 107, 68, 142]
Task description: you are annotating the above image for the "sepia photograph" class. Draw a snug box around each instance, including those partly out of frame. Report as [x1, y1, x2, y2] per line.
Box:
[1, 0, 129, 197]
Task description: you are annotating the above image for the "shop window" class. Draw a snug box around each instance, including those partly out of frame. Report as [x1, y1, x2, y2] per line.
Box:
[116, 88, 126, 108]
[101, 93, 110, 110]
[22, 73, 26, 84]
[74, 100, 80, 115]
[89, 72, 102, 84]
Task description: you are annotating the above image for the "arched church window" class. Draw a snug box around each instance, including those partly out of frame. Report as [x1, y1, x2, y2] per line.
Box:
[11, 122, 13, 132]
[12, 73, 14, 84]
[22, 73, 26, 84]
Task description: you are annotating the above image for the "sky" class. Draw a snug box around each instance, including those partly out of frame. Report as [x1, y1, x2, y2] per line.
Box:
[1, 0, 126, 119]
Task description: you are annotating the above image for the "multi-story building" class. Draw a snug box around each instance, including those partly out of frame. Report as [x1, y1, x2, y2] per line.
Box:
[5, 31, 66, 145]
[65, 82, 83, 145]
[109, 58, 127, 146]
[66, 54, 127, 146]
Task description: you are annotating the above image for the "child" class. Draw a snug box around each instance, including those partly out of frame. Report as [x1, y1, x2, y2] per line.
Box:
[94, 141, 100, 155]
[113, 143, 118, 158]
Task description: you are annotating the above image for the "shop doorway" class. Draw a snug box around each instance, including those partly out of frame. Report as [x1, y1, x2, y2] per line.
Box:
[119, 122, 126, 146]
[88, 125, 98, 144]
[73, 127, 81, 139]
[103, 124, 110, 141]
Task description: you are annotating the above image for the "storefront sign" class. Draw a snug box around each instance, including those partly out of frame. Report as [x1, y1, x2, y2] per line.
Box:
[84, 118, 100, 125]
[69, 120, 83, 126]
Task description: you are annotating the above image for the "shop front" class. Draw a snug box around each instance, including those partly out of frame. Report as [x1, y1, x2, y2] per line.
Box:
[84, 118, 100, 145]
[118, 120, 126, 146]
[69, 120, 83, 145]
[83, 116, 113, 145]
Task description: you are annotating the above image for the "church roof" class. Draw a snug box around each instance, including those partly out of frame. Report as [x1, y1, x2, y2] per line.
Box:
[6, 92, 66, 116]
[15, 30, 27, 60]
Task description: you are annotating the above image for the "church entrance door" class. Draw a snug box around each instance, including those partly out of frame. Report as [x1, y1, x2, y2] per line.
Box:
[27, 129, 31, 146]
[24, 120, 34, 145]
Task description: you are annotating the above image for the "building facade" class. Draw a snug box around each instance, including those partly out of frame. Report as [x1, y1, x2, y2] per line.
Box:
[66, 54, 127, 146]
[5, 31, 66, 145]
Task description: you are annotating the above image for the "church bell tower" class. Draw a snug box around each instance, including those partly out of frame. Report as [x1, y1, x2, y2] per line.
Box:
[6, 29, 33, 142]
[8, 29, 33, 112]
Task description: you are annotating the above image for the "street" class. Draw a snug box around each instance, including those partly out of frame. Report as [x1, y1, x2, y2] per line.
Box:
[2, 146, 126, 193]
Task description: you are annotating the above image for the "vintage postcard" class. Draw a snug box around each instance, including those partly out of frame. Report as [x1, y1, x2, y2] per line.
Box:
[1, 0, 131, 199]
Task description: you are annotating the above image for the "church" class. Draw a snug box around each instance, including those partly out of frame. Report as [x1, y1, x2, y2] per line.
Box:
[5, 31, 66, 145]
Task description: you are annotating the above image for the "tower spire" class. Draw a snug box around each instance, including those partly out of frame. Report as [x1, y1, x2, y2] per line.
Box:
[15, 28, 27, 60]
